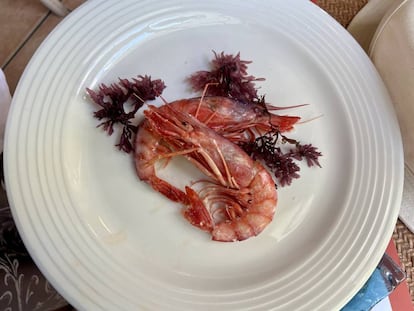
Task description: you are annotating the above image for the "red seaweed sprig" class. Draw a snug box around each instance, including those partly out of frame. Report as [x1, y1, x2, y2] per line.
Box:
[239, 131, 322, 187]
[188, 51, 265, 104]
[86, 75, 165, 152]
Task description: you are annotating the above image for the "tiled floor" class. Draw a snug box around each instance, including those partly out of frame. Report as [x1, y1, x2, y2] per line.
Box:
[1, 0, 85, 94]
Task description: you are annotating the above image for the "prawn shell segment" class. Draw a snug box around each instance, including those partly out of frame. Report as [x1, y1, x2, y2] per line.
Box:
[134, 119, 188, 204]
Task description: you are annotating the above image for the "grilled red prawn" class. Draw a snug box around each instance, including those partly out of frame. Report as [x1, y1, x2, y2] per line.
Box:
[163, 96, 300, 143]
[142, 104, 278, 241]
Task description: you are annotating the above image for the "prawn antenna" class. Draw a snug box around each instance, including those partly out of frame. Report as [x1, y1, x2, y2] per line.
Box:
[132, 92, 146, 104]
[196, 82, 219, 118]
[298, 114, 324, 125]
[213, 140, 239, 189]
[159, 95, 170, 105]
[266, 103, 309, 111]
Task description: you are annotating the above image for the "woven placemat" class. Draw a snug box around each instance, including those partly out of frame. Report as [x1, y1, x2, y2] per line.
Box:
[317, 0, 414, 303]
[394, 220, 414, 300]
[318, 0, 368, 27]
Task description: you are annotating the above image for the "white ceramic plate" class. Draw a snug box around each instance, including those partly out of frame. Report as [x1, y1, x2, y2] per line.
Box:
[4, 0, 404, 310]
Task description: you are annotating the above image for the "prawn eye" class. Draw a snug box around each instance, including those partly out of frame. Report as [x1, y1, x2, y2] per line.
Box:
[181, 121, 188, 126]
